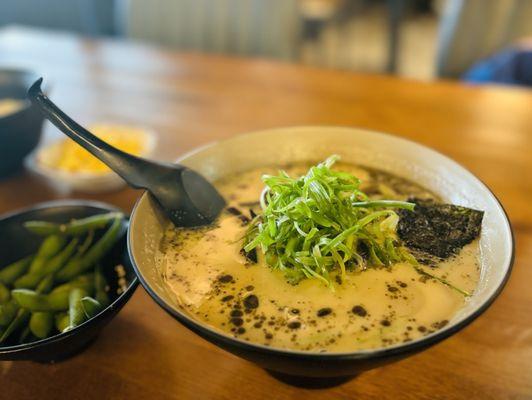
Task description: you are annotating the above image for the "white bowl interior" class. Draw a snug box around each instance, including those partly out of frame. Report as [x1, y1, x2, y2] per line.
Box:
[130, 126, 513, 352]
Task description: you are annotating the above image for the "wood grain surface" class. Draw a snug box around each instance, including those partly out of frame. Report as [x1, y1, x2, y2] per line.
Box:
[0, 27, 531, 400]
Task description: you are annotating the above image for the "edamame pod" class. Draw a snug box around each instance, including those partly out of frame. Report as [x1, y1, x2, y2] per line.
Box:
[28, 235, 67, 275]
[54, 312, 69, 332]
[36, 274, 55, 294]
[0, 309, 30, 343]
[29, 312, 54, 339]
[56, 216, 123, 282]
[0, 282, 10, 303]
[51, 273, 95, 296]
[11, 289, 70, 311]
[13, 273, 95, 312]
[0, 300, 19, 326]
[0, 256, 33, 285]
[67, 288, 88, 330]
[80, 297, 103, 319]
[77, 231, 95, 255]
[14, 238, 79, 289]
[24, 212, 123, 236]
[0, 270, 55, 343]
[94, 264, 110, 307]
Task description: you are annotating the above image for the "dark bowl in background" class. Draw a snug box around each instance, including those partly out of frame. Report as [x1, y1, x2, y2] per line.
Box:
[0, 68, 45, 178]
[0, 200, 138, 362]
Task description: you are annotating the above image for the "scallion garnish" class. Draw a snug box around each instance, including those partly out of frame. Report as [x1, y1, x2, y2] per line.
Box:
[242, 155, 417, 288]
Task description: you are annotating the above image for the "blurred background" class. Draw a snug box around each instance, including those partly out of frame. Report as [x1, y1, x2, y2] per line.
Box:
[1, 0, 532, 86]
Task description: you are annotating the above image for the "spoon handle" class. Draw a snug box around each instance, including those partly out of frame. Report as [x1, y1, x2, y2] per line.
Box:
[27, 78, 172, 189]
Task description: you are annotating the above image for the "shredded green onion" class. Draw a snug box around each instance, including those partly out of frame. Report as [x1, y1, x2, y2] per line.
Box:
[243, 155, 417, 288]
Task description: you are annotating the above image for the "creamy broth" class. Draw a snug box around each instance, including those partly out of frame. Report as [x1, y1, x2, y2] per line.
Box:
[156, 163, 480, 352]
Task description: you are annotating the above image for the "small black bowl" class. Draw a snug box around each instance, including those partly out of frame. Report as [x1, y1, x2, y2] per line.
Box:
[0, 68, 45, 178]
[0, 200, 138, 362]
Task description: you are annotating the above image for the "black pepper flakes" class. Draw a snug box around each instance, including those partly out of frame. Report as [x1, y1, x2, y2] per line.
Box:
[230, 309, 243, 317]
[287, 321, 301, 329]
[230, 317, 244, 326]
[317, 307, 332, 317]
[243, 294, 259, 309]
[218, 274, 233, 283]
[351, 305, 367, 317]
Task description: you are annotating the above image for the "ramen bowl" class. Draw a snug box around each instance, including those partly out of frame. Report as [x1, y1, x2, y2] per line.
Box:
[128, 126, 513, 381]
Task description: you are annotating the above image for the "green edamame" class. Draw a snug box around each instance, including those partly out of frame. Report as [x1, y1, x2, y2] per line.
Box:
[76, 230, 94, 257]
[56, 216, 123, 282]
[51, 273, 95, 295]
[14, 238, 78, 289]
[0, 255, 33, 285]
[54, 312, 69, 332]
[29, 312, 54, 339]
[94, 264, 110, 307]
[0, 309, 30, 344]
[36, 274, 55, 294]
[24, 212, 123, 236]
[0, 300, 19, 326]
[13, 273, 95, 312]
[0, 269, 56, 343]
[80, 297, 103, 319]
[68, 288, 88, 330]
[0, 282, 10, 303]
[12, 288, 69, 311]
[28, 235, 67, 275]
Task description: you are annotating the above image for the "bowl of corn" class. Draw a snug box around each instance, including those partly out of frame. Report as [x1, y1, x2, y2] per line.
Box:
[27, 123, 156, 193]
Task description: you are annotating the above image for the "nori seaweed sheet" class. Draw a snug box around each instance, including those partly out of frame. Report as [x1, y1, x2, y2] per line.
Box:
[397, 198, 483, 259]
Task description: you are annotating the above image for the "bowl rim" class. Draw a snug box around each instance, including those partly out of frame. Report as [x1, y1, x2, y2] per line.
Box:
[0, 199, 139, 355]
[0, 67, 39, 121]
[128, 125, 515, 360]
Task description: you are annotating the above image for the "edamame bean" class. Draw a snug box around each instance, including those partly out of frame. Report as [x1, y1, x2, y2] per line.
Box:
[12, 288, 70, 311]
[0, 271, 55, 343]
[80, 297, 103, 319]
[29, 312, 54, 339]
[0, 309, 30, 343]
[0, 300, 18, 326]
[36, 274, 55, 294]
[54, 312, 69, 332]
[0, 256, 33, 285]
[14, 238, 78, 289]
[51, 273, 94, 296]
[0, 282, 10, 304]
[13, 273, 95, 312]
[57, 216, 123, 282]
[24, 212, 123, 236]
[67, 288, 88, 330]
[94, 264, 110, 307]
[28, 235, 67, 275]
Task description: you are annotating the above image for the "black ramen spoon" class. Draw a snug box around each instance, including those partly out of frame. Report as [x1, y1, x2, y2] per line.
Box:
[28, 78, 225, 227]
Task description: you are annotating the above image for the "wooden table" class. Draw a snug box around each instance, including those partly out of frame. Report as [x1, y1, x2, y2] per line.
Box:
[1, 27, 531, 400]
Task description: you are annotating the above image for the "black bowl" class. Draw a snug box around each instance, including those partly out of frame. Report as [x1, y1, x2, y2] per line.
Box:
[0, 68, 45, 178]
[128, 127, 515, 386]
[0, 200, 138, 362]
